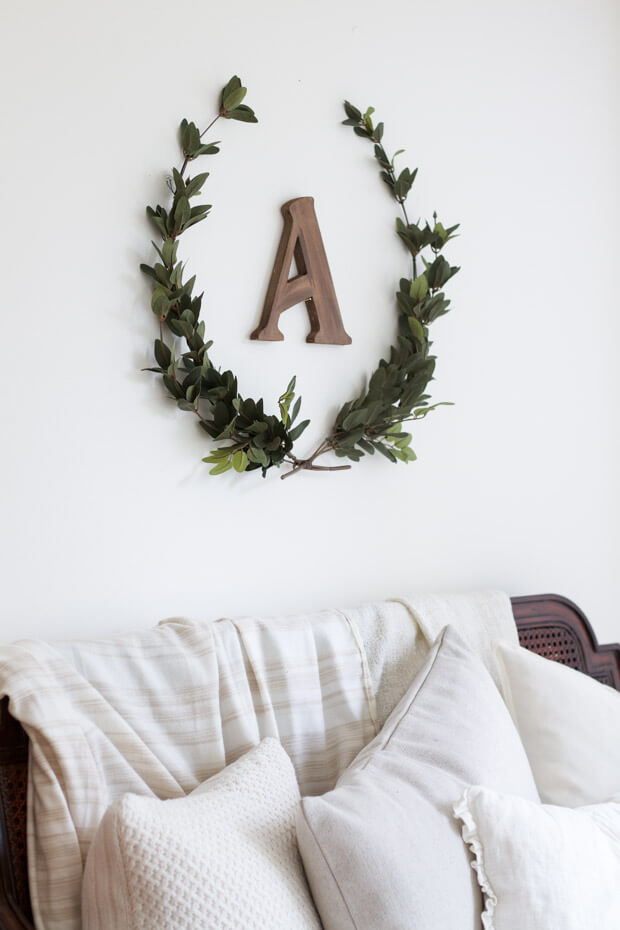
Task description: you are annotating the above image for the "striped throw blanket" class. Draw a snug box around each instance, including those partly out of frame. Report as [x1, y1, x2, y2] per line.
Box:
[0, 592, 517, 930]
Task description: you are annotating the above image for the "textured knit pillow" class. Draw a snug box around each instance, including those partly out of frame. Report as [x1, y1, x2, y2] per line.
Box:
[296, 626, 540, 930]
[454, 786, 620, 929]
[82, 739, 322, 930]
[496, 641, 620, 806]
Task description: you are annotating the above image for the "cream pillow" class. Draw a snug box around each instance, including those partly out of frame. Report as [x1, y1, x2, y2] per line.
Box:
[454, 786, 620, 929]
[496, 642, 620, 806]
[82, 738, 321, 930]
[296, 626, 539, 930]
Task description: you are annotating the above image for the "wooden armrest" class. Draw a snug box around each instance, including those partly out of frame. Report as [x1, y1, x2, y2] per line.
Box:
[0, 901, 35, 930]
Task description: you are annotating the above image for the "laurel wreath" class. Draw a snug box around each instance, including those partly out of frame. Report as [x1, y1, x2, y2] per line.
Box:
[141, 76, 459, 479]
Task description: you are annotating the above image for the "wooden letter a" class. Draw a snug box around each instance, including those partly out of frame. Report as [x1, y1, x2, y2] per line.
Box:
[251, 197, 352, 344]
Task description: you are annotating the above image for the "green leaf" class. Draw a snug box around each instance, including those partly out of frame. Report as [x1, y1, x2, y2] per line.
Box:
[290, 396, 302, 424]
[185, 172, 209, 198]
[203, 447, 231, 461]
[174, 195, 191, 229]
[183, 209, 212, 230]
[171, 167, 185, 194]
[167, 318, 193, 341]
[223, 84, 247, 112]
[209, 460, 233, 475]
[162, 375, 182, 399]
[373, 442, 398, 463]
[425, 255, 460, 290]
[409, 274, 429, 302]
[225, 105, 258, 123]
[247, 420, 268, 434]
[248, 443, 270, 466]
[422, 293, 451, 322]
[374, 144, 390, 169]
[151, 285, 169, 316]
[232, 450, 248, 472]
[394, 167, 417, 201]
[154, 339, 171, 368]
[140, 263, 157, 280]
[342, 407, 369, 430]
[343, 101, 362, 121]
[154, 263, 170, 285]
[278, 375, 297, 425]
[146, 207, 167, 238]
[355, 438, 373, 455]
[161, 238, 177, 267]
[150, 240, 165, 262]
[189, 204, 211, 219]
[413, 401, 454, 418]
[288, 419, 310, 442]
[221, 75, 241, 107]
[180, 120, 201, 157]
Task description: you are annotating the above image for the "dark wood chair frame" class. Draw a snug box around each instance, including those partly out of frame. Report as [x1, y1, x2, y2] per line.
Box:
[1, 593, 619, 930]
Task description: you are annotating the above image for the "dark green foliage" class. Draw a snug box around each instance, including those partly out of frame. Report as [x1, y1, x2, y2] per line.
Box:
[141, 82, 458, 479]
[220, 76, 258, 123]
[329, 102, 460, 465]
[141, 76, 307, 477]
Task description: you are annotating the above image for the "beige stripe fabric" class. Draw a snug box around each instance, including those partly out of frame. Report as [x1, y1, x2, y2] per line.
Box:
[0, 611, 376, 930]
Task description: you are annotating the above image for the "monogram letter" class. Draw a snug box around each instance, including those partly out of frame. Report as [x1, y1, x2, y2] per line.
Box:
[251, 197, 351, 345]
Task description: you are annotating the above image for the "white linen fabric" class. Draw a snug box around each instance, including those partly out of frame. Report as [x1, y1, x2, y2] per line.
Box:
[353, 590, 517, 727]
[495, 641, 620, 806]
[296, 626, 539, 930]
[454, 786, 620, 930]
[0, 611, 375, 930]
[82, 739, 322, 930]
[399, 590, 519, 691]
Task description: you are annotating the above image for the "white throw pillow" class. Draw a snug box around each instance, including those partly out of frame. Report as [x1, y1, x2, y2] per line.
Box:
[496, 641, 620, 806]
[82, 738, 321, 930]
[454, 786, 620, 930]
[296, 626, 539, 930]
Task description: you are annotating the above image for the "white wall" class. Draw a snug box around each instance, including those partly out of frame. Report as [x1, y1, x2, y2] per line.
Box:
[1, 0, 618, 643]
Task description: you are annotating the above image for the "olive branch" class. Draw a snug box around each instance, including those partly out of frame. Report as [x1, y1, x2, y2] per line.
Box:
[141, 78, 459, 479]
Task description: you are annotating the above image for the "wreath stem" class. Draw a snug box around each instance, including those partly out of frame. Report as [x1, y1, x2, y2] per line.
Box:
[201, 114, 220, 139]
[281, 459, 352, 479]
[281, 433, 352, 479]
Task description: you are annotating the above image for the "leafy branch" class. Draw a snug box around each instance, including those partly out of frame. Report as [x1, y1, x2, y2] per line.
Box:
[141, 82, 459, 480]
[282, 101, 460, 477]
[141, 76, 311, 477]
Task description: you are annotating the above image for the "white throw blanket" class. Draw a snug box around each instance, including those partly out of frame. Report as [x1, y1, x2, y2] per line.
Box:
[352, 590, 517, 727]
[0, 592, 517, 930]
